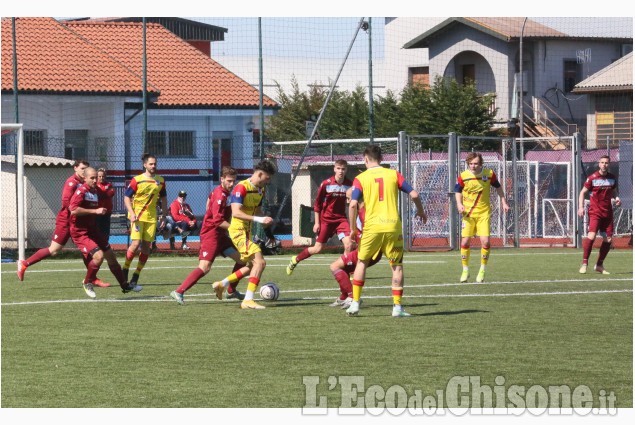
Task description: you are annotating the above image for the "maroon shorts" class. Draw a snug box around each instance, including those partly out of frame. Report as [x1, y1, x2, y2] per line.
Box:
[588, 214, 614, 237]
[199, 232, 235, 262]
[317, 219, 351, 244]
[51, 220, 72, 246]
[71, 227, 110, 258]
[340, 249, 382, 274]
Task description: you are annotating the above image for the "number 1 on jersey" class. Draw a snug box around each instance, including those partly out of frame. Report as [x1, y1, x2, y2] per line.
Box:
[374, 177, 384, 201]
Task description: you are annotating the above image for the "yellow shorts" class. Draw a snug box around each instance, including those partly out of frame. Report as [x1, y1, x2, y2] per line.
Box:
[358, 231, 403, 266]
[229, 228, 262, 263]
[130, 220, 157, 242]
[461, 214, 490, 237]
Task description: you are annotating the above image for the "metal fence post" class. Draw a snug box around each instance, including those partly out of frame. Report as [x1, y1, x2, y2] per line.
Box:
[574, 132, 583, 248]
[398, 131, 409, 249]
[512, 137, 520, 247]
[448, 132, 458, 250]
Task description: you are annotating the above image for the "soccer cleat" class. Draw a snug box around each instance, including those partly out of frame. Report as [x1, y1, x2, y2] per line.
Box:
[460, 269, 469, 283]
[212, 282, 224, 300]
[579, 264, 588, 274]
[392, 305, 411, 318]
[226, 289, 245, 301]
[16, 260, 27, 281]
[240, 299, 266, 310]
[330, 297, 348, 307]
[594, 265, 610, 275]
[93, 278, 111, 288]
[170, 290, 185, 305]
[346, 301, 360, 316]
[182, 244, 190, 250]
[83, 281, 97, 299]
[122, 283, 143, 293]
[476, 268, 486, 283]
[286, 256, 298, 275]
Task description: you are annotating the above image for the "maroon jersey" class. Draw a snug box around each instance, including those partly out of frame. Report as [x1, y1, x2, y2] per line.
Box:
[584, 171, 618, 217]
[96, 181, 115, 214]
[200, 185, 231, 237]
[55, 174, 83, 227]
[69, 183, 99, 229]
[314, 175, 352, 223]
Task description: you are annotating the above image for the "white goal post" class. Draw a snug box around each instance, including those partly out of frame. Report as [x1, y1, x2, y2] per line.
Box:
[2, 123, 25, 261]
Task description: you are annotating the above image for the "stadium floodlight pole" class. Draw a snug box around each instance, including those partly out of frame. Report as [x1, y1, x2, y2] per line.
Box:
[258, 18, 265, 160]
[272, 17, 367, 228]
[142, 17, 148, 152]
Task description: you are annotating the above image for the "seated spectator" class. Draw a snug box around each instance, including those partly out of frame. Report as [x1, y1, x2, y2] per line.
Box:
[166, 190, 198, 250]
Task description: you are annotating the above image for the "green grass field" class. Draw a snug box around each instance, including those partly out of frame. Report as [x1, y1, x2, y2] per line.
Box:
[1, 248, 632, 410]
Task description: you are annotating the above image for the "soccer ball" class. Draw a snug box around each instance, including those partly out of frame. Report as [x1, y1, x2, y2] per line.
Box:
[259, 282, 280, 301]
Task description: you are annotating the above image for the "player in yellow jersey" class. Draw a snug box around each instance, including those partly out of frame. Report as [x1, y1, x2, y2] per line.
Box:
[346, 145, 427, 317]
[228, 159, 277, 310]
[454, 152, 510, 283]
[123, 153, 168, 289]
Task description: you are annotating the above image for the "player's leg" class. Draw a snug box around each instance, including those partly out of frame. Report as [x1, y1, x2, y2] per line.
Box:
[581, 215, 599, 273]
[288, 222, 335, 274]
[213, 247, 250, 300]
[329, 253, 353, 307]
[102, 247, 129, 290]
[123, 224, 142, 281]
[241, 250, 267, 310]
[336, 220, 353, 254]
[17, 227, 67, 281]
[594, 217, 613, 274]
[460, 217, 475, 282]
[171, 259, 213, 305]
[384, 233, 410, 317]
[129, 222, 154, 285]
[346, 233, 380, 316]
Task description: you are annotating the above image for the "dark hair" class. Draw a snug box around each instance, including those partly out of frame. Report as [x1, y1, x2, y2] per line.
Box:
[465, 152, 484, 165]
[73, 159, 90, 167]
[363, 145, 382, 162]
[221, 166, 238, 177]
[599, 155, 610, 163]
[334, 159, 348, 167]
[142, 153, 156, 163]
[254, 160, 277, 176]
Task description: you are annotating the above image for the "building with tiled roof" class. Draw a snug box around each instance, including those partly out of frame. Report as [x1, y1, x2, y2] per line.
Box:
[399, 17, 633, 145]
[1, 17, 279, 214]
[573, 52, 633, 147]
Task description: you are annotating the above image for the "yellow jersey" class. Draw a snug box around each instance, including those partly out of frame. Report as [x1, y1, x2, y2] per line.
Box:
[455, 168, 500, 217]
[351, 166, 409, 233]
[228, 178, 265, 233]
[124, 174, 166, 223]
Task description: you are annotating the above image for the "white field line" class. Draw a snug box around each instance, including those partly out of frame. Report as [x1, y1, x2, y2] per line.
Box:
[2, 279, 632, 307]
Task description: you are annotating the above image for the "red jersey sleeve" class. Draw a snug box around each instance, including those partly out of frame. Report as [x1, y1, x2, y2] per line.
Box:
[208, 188, 227, 229]
[68, 186, 84, 213]
[61, 177, 80, 209]
[313, 180, 327, 214]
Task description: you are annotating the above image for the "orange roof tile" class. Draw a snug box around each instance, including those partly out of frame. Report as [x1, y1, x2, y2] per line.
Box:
[2, 17, 277, 109]
[1, 17, 154, 96]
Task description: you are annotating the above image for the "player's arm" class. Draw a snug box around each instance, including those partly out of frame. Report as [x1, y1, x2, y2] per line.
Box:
[231, 203, 274, 227]
[490, 172, 510, 213]
[612, 181, 621, 207]
[578, 186, 590, 217]
[124, 180, 138, 222]
[454, 176, 465, 214]
[159, 184, 168, 225]
[397, 173, 427, 223]
[349, 179, 362, 242]
[313, 183, 326, 233]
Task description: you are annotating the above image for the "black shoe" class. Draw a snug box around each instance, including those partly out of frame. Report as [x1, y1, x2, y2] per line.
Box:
[122, 282, 143, 293]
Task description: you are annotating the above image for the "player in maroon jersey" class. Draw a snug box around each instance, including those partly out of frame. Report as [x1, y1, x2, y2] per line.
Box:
[578, 155, 621, 274]
[69, 167, 136, 298]
[16, 159, 94, 281]
[169, 166, 250, 305]
[287, 160, 353, 275]
[328, 188, 382, 308]
[92, 168, 116, 287]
